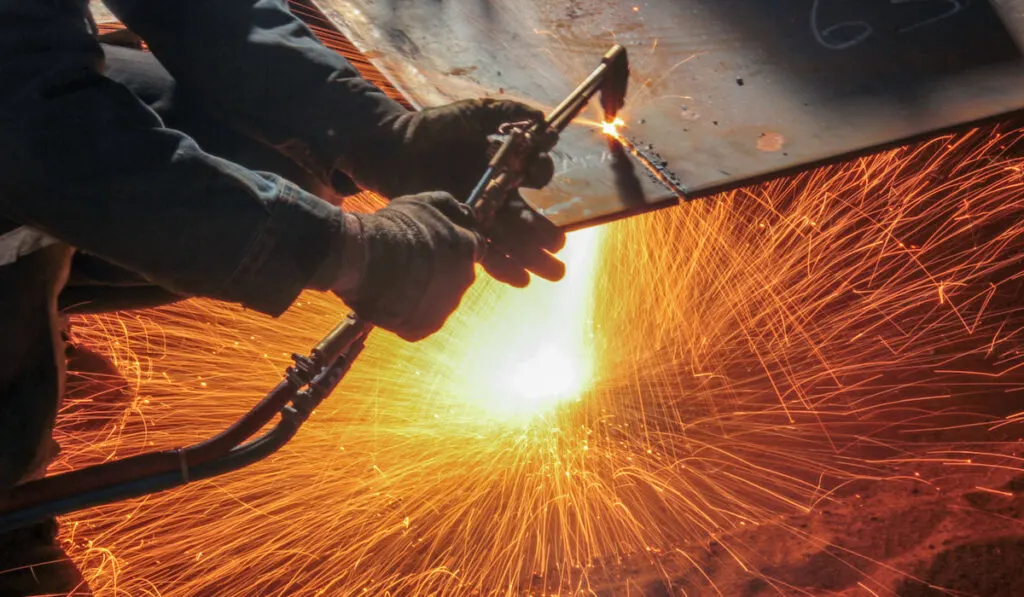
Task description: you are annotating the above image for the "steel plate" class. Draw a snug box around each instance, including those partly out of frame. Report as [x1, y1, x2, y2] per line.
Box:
[309, 0, 1024, 229]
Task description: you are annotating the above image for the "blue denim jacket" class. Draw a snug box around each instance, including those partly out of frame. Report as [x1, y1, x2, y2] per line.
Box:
[0, 0, 407, 316]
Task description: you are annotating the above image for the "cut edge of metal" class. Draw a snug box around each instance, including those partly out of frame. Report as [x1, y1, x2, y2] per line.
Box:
[572, 107, 1024, 231]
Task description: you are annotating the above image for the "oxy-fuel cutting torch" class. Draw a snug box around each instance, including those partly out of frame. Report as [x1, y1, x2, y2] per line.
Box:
[0, 45, 630, 533]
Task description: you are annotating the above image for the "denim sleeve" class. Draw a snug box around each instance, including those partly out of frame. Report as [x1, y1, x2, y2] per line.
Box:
[0, 0, 343, 316]
[102, 0, 410, 191]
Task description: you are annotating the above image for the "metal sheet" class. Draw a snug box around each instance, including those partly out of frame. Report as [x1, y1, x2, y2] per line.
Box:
[314, 1, 1024, 228]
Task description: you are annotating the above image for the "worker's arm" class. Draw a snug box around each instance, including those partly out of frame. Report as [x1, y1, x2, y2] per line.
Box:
[0, 0, 473, 329]
[100, 1, 563, 206]
[0, 6, 325, 317]
[101, 0, 407, 196]
[104, 0, 566, 283]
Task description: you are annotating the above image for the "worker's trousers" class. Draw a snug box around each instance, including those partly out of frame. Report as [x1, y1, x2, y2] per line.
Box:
[0, 42, 332, 596]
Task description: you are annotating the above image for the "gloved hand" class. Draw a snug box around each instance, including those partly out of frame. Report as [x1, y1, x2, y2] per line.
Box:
[480, 192, 566, 287]
[341, 98, 567, 288]
[331, 192, 481, 342]
[344, 98, 556, 201]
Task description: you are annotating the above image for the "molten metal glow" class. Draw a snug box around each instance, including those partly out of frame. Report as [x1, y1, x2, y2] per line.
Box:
[601, 117, 625, 138]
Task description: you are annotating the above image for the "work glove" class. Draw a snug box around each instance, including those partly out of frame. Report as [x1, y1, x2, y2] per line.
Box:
[343, 98, 567, 289]
[481, 192, 566, 287]
[332, 192, 481, 341]
[345, 98, 556, 201]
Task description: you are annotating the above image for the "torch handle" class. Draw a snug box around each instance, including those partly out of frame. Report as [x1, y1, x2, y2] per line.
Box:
[311, 312, 374, 367]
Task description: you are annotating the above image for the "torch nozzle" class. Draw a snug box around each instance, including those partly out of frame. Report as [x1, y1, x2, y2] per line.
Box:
[599, 45, 629, 122]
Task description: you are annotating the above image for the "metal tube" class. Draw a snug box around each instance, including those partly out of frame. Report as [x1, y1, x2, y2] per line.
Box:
[0, 423, 301, 534]
[547, 70, 605, 132]
[184, 378, 300, 465]
[546, 45, 626, 133]
[312, 313, 372, 366]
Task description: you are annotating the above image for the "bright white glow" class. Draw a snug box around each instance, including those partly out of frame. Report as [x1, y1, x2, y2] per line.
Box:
[502, 345, 579, 406]
[450, 227, 604, 424]
[601, 117, 625, 138]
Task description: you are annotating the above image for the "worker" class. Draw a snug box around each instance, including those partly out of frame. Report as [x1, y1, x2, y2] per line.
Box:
[0, 0, 566, 594]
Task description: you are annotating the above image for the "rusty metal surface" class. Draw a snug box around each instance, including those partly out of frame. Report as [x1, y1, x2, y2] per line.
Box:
[321, 1, 1024, 228]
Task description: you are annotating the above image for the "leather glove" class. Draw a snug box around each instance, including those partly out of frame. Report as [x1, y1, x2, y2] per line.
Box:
[332, 192, 480, 341]
[344, 98, 556, 201]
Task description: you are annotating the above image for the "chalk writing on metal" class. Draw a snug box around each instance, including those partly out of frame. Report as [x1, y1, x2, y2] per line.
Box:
[891, 0, 967, 33]
[811, 0, 970, 50]
[810, 0, 873, 49]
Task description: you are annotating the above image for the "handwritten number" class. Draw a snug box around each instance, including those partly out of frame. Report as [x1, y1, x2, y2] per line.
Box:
[810, 0, 970, 50]
[890, 0, 968, 33]
[810, 0, 874, 49]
